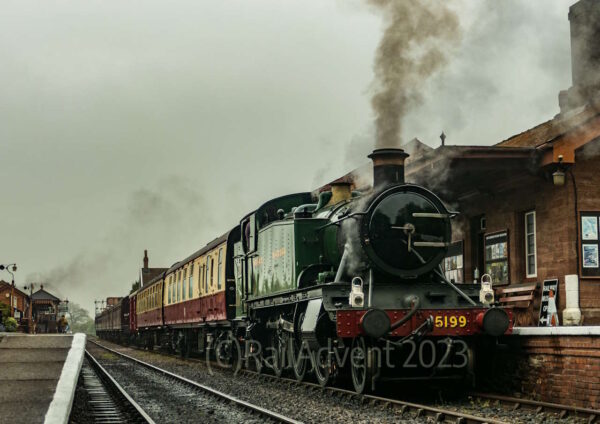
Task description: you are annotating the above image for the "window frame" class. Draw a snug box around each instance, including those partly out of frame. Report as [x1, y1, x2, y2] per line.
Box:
[524, 210, 537, 278]
[205, 256, 211, 293]
[217, 248, 223, 289]
[189, 263, 194, 298]
[210, 258, 215, 288]
[483, 229, 510, 286]
[183, 268, 187, 301]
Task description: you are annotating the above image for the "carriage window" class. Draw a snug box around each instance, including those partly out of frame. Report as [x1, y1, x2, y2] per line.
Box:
[189, 264, 194, 298]
[206, 257, 211, 293]
[183, 268, 187, 300]
[198, 264, 204, 294]
[211, 258, 215, 287]
[168, 281, 171, 304]
[217, 248, 223, 289]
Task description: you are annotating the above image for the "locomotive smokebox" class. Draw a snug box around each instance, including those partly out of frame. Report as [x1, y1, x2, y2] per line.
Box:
[368, 148, 409, 188]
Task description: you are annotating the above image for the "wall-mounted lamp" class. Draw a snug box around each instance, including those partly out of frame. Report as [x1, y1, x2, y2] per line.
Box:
[553, 155, 566, 186]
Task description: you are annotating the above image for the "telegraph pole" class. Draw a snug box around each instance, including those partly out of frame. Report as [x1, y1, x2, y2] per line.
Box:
[23, 283, 35, 334]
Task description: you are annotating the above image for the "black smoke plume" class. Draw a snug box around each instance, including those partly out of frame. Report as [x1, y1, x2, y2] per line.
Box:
[368, 0, 461, 148]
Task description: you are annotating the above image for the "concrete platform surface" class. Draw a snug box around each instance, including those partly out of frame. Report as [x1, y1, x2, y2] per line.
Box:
[0, 333, 86, 424]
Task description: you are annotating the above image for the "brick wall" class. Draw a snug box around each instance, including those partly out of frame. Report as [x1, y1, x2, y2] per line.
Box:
[448, 151, 600, 325]
[0, 287, 27, 314]
[480, 335, 600, 409]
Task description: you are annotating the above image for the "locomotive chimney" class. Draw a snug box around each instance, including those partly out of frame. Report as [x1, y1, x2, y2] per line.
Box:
[143, 250, 149, 269]
[368, 148, 409, 188]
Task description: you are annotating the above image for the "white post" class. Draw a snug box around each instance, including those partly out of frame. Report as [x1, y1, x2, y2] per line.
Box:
[563, 274, 582, 325]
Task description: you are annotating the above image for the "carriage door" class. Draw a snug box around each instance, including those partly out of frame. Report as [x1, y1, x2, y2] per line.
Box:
[233, 242, 247, 317]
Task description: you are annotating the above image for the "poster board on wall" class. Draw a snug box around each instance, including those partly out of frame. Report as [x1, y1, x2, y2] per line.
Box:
[581, 213, 600, 277]
[538, 278, 559, 327]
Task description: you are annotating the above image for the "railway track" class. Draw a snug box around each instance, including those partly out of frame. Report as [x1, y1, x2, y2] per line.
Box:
[77, 351, 155, 423]
[89, 339, 505, 423]
[87, 339, 301, 424]
[469, 392, 599, 424]
[90, 338, 600, 423]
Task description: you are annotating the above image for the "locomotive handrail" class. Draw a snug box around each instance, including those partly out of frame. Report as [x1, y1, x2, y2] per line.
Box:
[315, 211, 366, 231]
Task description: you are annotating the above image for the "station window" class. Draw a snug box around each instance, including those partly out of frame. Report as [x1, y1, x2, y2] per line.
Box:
[217, 248, 223, 289]
[484, 231, 509, 285]
[442, 241, 464, 283]
[525, 211, 537, 278]
[189, 264, 194, 298]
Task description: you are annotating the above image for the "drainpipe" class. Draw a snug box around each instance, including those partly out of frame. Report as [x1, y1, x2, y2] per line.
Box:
[563, 169, 582, 325]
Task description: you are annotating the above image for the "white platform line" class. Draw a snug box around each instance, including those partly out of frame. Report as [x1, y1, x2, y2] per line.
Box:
[44, 333, 87, 424]
[512, 326, 600, 336]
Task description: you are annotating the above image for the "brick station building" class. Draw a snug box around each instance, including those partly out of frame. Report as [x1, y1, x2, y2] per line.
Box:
[0, 280, 29, 322]
[327, 0, 600, 329]
[321, 0, 600, 408]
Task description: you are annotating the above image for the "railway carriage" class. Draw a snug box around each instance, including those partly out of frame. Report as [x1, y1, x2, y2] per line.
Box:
[136, 276, 164, 348]
[162, 232, 240, 356]
[95, 297, 127, 343]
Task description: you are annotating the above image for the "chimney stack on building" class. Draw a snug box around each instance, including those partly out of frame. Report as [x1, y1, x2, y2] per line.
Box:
[143, 250, 149, 269]
[561, 0, 600, 112]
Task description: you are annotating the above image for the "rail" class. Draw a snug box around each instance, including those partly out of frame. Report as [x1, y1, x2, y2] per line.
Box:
[88, 339, 302, 424]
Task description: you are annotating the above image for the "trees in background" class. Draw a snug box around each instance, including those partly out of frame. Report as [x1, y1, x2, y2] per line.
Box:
[68, 302, 95, 334]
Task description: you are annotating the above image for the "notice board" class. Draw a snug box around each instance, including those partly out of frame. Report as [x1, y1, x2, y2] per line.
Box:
[538, 278, 559, 326]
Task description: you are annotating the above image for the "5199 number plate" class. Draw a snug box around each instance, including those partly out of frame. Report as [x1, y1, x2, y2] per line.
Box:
[434, 315, 468, 328]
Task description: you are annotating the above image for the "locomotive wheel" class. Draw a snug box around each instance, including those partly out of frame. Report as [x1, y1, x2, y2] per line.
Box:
[351, 337, 375, 394]
[289, 338, 307, 381]
[230, 334, 242, 374]
[270, 332, 286, 378]
[311, 348, 332, 387]
[246, 339, 264, 374]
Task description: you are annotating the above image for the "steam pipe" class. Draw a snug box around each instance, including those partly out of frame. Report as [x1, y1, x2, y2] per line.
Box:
[334, 243, 350, 282]
[390, 297, 420, 331]
[568, 169, 580, 276]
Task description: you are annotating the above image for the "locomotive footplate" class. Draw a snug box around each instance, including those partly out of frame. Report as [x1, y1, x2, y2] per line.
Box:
[336, 308, 513, 338]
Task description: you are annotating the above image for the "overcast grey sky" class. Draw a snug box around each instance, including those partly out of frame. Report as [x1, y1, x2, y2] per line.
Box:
[0, 0, 574, 313]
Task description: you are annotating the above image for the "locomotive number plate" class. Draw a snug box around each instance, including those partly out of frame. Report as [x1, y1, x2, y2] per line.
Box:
[434, 315, 468, 328]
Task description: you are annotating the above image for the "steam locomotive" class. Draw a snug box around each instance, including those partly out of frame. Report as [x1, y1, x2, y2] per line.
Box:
[96, 148, 512, 393]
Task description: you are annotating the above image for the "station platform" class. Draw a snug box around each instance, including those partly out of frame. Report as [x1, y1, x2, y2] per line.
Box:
[0, 333, 86, 424]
